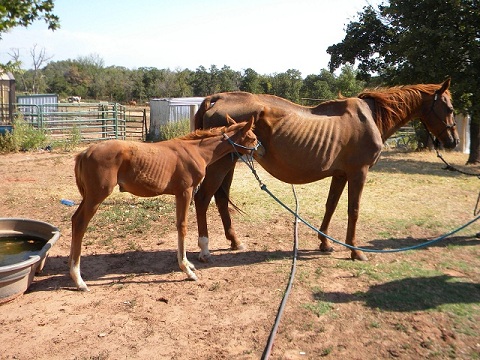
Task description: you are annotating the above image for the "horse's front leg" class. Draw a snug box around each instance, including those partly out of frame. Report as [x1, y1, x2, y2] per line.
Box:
[213, 166, 243, 250]
[346, 170, 368, 261]
[176, 190, 198, 280]
[194, 156, 237, 262]
[318, 175, 347, 252]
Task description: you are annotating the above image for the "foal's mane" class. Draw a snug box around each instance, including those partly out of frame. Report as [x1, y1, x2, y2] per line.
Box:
[180, 126, 228, 140]
[180, 122, 249, 141]
[357, 84, 451, 137]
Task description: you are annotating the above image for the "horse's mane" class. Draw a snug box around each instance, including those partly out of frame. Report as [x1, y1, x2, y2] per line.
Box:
[357, 84, 451, 136]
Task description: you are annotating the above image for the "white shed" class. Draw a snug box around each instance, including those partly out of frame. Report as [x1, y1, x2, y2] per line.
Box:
[149, 97, 204, 140]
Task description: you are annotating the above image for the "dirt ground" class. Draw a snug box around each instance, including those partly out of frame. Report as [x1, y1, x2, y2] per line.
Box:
[0, 148, 479, 360]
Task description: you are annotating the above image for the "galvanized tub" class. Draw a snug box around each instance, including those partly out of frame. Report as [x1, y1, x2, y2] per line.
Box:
[0, 124, 13, 135]
[0, 218, 60, 304]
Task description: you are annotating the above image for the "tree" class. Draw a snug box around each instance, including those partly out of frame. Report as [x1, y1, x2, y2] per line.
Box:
[270, 69, 303, 102]
[217, 65, 241, 93]
[29, 44, 52, 93]
[0, 0, 59, 73]
[240, 68, 263, 93]
[43, 60, 74, 96]
[0, 0, 59, 36]
[327, 0, 480, 162]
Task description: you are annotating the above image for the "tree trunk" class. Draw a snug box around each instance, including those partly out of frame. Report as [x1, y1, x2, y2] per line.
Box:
[467, 113, 480, 164]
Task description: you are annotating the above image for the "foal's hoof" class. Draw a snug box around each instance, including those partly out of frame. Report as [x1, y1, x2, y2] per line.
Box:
[231, 243, 246, 251]
[77, 284, 90, 292]
[188, 273, 199, 281]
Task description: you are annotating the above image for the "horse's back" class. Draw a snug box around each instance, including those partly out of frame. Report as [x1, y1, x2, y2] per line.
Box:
[196, 92, 383, 183]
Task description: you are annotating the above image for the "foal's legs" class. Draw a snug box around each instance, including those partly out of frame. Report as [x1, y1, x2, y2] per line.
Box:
[194, 156, 237, 262]
[318, 175, 347, 252]
[175, 189, 198, 280]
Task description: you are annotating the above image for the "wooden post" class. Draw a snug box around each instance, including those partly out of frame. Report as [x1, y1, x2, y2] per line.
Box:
[190, 104, 198, 132]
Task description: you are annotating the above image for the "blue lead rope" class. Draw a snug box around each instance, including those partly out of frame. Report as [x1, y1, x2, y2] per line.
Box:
[236, 154, 480, 254]
[260, 183, 480, 253]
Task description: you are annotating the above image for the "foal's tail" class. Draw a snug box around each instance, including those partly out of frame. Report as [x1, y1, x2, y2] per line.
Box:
[194, 93, 223, 130]
[74, 151, 87, 199]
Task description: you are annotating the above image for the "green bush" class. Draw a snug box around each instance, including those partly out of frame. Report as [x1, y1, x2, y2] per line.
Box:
[0, 117, 50, 153]
[51, 125, 81, 151]
[150, 119, 191, 141]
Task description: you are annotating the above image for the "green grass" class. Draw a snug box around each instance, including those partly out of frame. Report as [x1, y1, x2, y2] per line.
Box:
[86, 196, 175, 246]
[302, 300, 334, 317]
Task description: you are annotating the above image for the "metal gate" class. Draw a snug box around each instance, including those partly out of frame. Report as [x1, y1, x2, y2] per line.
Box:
[15, 102, 127, 142]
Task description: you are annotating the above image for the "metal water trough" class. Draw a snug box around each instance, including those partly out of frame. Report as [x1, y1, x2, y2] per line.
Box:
[0, 124, 12, 135]
[0, 218, 60, 304]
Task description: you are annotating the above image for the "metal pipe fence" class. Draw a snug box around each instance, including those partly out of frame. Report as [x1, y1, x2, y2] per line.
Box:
[14, 102, 132, 142]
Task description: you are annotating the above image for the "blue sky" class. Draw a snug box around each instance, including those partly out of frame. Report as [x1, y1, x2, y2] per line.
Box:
[0, 0, 379, 76]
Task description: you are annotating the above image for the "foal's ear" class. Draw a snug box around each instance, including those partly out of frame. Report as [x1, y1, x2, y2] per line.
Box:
[439, 78, 451, 94]
[244, 116, 255, 132]
[226, 114, 236, 125]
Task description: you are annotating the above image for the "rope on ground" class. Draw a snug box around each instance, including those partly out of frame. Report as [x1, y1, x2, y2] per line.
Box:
[237, 151, 480, 358]
[262, 185, 299, 360]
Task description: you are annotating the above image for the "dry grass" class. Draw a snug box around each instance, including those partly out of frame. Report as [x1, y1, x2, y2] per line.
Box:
[230, 149, 480, 244]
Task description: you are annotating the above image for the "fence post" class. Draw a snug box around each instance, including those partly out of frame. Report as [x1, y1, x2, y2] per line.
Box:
[143, 109, 147, 141]
[189, 104, 198, 132]
[100, 104, 106, 138]
[37, 104, 43, 129]
[114, 103, 118, 139]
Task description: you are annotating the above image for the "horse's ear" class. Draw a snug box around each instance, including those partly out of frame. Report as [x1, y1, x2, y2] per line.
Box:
[226, 114, 236, 125]
[439, 78, 451, 94]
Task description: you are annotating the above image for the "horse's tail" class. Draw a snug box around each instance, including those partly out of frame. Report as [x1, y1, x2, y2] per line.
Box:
[74, 151, 86, 199]
[194, 93, 224, 130]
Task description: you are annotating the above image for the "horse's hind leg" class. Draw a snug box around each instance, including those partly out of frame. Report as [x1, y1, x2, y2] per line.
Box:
[346, 171, 368, 261]
[70, 198, 101, 291]
[70, 187, 112, 291]
[318, 175, 347, 252]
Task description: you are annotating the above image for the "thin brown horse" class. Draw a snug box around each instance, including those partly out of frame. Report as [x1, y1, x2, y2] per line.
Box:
[69, 115, 262, 291]
[193, 79, 459, 262]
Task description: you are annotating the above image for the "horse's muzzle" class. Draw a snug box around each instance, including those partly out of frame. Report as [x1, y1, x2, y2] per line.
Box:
[437, 136, 459, 150]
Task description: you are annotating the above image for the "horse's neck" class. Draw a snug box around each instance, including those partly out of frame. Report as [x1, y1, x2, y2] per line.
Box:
[374, 94, 423, 141]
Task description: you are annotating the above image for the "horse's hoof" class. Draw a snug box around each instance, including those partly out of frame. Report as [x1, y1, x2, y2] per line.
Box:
[198, 253, 211, 263]
[351, 252, 368, 261]
[77, 285, 90, 292]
